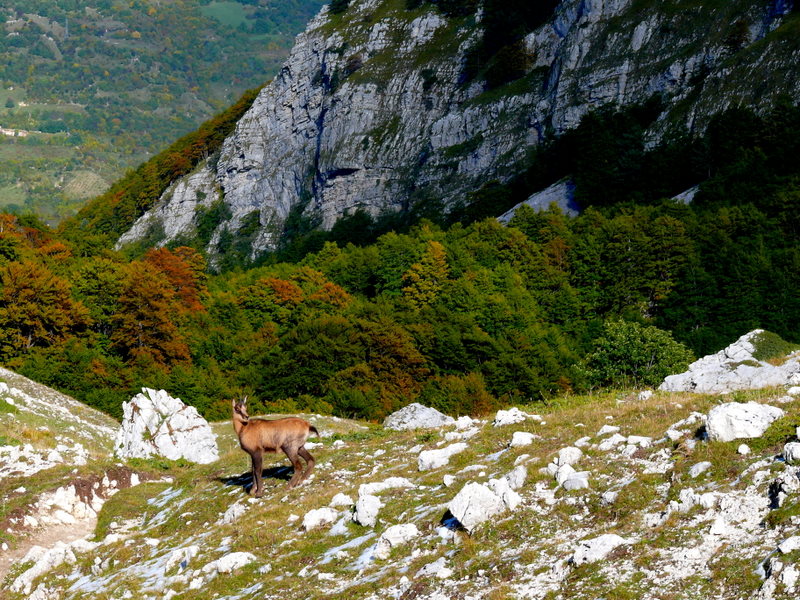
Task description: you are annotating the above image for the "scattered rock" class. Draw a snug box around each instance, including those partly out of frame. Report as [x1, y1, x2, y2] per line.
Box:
[383, 403, 455, 430]
[705, 402, 784, 442]
[779, 536, 800, 554]
[418, 443, 467, 471]
[374, 524, 419, 559]
[359, 477, 415, 496]
[416, 557, 452, 579]
[303, 507, 339, 531]
[329, 493, 354, 507]
[571, 534, 630, 565]
[597, 425, 620, 436]
[555, 446, 583, 466]
[626, 435, 652, 448]
[488, 476, 522, 510]
[689, 461, 712, 478]
[114, 388, 219, 464]
[201, 552, 256, 575]
[598, 433, 627, 451]
[638, 390, 654, 401]
[510, 432, 538, 447]
[494, 407, 541, 427]
[505, 465, 527, 490]
[354, 494, 382, 527]
[448, 482, 506, 533]
[738, 444, 751, 455]
[783, 442, 800, 464]
[219, 502, 247, 525]
[562, 474, 590, 491]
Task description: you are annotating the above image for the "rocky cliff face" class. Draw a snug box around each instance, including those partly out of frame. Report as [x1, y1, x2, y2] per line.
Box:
[115, 0, 800, 260]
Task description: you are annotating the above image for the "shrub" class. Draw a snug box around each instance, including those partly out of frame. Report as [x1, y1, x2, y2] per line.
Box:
[585, 320, 694, 388]
[750, 330, 799, 362]
[418, 372, 500, 416]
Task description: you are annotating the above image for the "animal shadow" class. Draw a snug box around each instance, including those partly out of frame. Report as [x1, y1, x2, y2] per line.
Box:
[216, 466, 294, 494]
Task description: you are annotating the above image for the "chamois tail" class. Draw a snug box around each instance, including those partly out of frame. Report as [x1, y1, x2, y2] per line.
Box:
[309, 425, 320, 438]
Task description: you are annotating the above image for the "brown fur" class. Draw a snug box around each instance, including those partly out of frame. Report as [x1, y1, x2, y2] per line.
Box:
[231, 397, 318, 496]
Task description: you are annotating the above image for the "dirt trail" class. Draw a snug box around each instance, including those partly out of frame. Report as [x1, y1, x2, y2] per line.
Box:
[0, 517, 97, 585]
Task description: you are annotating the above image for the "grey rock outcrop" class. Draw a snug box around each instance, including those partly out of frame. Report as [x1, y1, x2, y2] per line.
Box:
[114, 388, 219, 464]
[383, 403, 455, 431]
[660, 330, 800, 394]
[115, 0, 800, 261]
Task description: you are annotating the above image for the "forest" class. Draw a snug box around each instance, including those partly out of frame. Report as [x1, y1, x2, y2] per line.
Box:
[0, 102, 795, 425]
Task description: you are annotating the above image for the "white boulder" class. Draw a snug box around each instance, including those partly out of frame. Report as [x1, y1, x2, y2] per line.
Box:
[416, 557, 453, 579]
[571, 534, 630, 565]
[383, 403, 455, 430]
[555, 446, 583, 466]
[505, 465, 527, 490]
[738, 444, 751, 455]
[562, 474, 590, 491]
[488, 476, 522, 511]
[201, 552, 256, 575]
[359, 477, 415, 496]
[303, 507, 339, 531]
[494, 407, 541, 427]
[779, 536, 800, 554]
[689, 461, 712, 478]
[374, 524, 420, 559]
[705, 402, 784, 442]
[114, 388, 218, 464]
[510, 431, 537, 447]
[782, 442, 800, 464]
[448, 482, 507, 533]
[329, 493, 354, 507]
[12, 543, 77, 594]
[597, 425, 620, 436]
[354, 494, 382, 527]
[598, 433, 627, 451]
[418, 443, 467, 471]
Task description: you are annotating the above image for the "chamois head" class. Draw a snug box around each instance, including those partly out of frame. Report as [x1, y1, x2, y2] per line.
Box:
[232, 396, 250, 423]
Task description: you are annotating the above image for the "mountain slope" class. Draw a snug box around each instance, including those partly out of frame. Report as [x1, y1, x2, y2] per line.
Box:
[104, 0, 800, 261]
[4, 381, 800, 600]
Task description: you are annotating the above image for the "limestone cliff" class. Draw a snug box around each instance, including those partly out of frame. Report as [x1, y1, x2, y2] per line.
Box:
[115, 0, 800, 260]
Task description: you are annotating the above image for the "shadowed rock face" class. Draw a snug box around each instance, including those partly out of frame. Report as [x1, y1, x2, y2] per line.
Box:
[116, 0, 800, 261]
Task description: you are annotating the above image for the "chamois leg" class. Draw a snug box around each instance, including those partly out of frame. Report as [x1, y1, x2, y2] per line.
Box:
[297, 446, 315, 485]
[250, 451, 264, 498]
[283, 446, 304, 488]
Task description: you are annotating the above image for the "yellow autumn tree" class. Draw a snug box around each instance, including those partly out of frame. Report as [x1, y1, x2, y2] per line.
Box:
[402, 240, 449, 310]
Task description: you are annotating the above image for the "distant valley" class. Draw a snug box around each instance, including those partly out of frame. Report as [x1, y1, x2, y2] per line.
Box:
[0, 0, 323, 223]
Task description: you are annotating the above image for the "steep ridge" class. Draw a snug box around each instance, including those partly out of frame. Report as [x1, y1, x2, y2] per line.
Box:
[113, 0, 800, 260]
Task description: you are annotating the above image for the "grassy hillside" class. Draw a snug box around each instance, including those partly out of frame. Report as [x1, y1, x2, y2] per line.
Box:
[3, 380, 800, 599]
[0, 0, 324, 223]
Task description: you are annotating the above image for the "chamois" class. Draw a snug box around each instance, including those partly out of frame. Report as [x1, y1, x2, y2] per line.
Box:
[231, 397, 319, 496]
